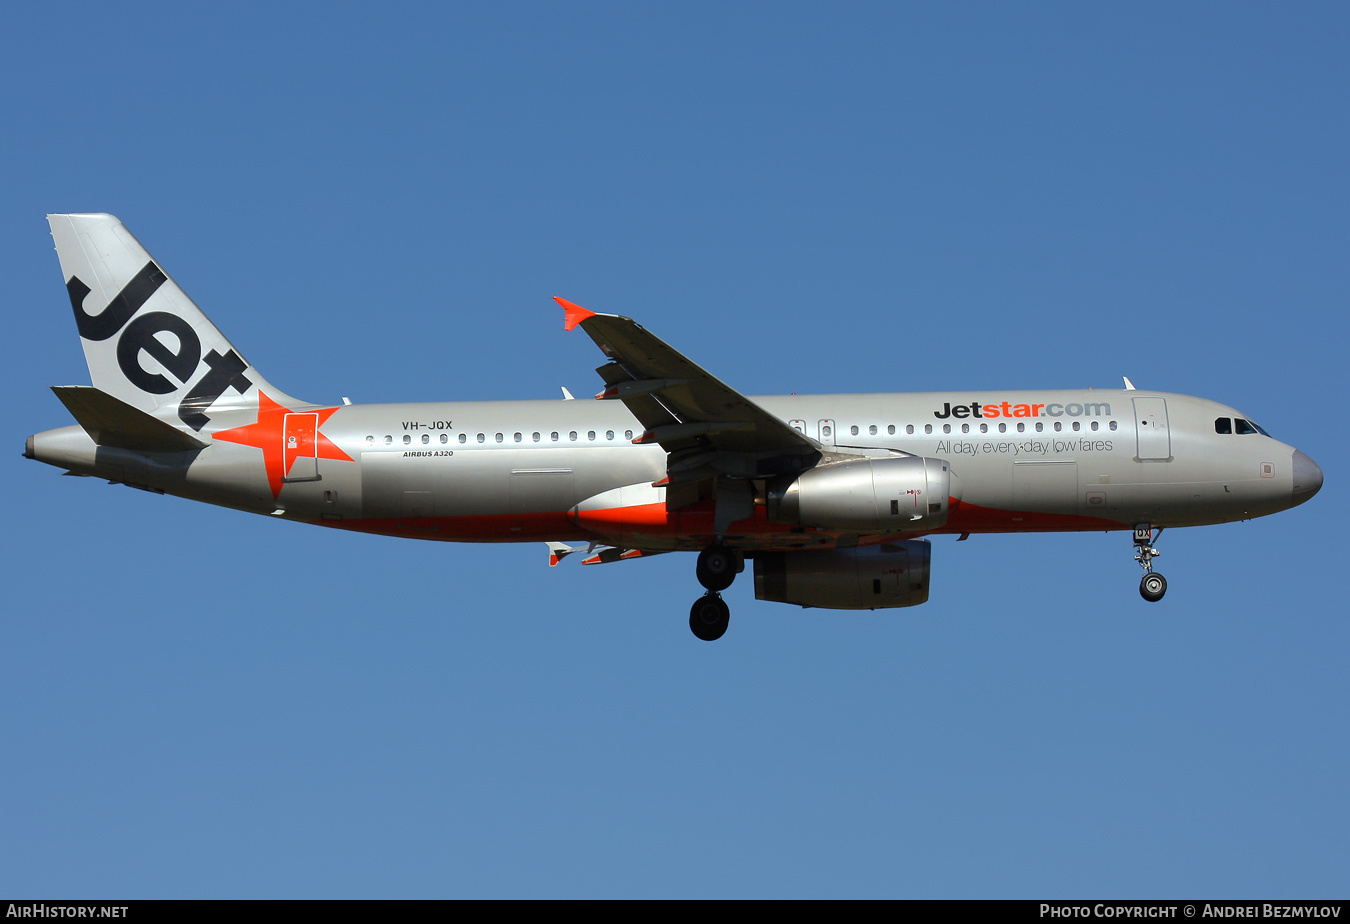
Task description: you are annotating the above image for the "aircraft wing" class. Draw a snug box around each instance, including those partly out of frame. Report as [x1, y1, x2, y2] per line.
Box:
[557, 298, 820, 467]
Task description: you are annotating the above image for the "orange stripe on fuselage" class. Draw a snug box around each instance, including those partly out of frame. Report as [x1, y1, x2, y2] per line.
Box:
[317, 511, 585, 543]
[316, 497, 1127, 546]
[938, 499, 1124, 533]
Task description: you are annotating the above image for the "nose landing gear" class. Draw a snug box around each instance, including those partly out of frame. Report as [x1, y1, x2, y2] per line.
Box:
[1134, 525, 1167, 602]
[690, 543, 742, 640]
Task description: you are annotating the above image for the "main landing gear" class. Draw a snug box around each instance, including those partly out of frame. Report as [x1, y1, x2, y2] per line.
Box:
[690, 543, 742, 641]
[1133, 525, 1167, 603]
[690, 593, 730, 641]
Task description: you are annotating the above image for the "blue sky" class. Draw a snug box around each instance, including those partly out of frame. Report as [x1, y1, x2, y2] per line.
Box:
[2, 2, 1345, 898]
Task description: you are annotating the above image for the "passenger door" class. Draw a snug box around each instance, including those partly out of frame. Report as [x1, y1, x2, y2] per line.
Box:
[1133, 398, 1171, 462]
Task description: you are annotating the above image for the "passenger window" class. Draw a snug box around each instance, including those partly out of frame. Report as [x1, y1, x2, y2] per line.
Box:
[384, 435, 393, 445]
[1054, 422, 1062, 432]
[906, 425, 914, 435]
[588, 430, 596, 441]
[850, 425, 859, 436]
[869, 425, 877, 435]
[422, 434, 430, 444]
[533, 432, 540, 442]
[569, 431, 578, 441]
[980, 423, 988, 434]
[1072, 421, 1080, 432]
[514, 432, 522, 442]
[1090, 421, 1099, 432]
[1235, 418, 1258, 435]
[625, 430, 633, 440]
[943, 424, 951, 434]
[365, 436, 374, 446]
[1109, 421, 1117, 431]
[924, 424, 932, 435]
[1035, 422, 1043, 432]
[403, 435, 412, 445]
[440, 434, 448, 444]
[961, 423, 969, 434]
[459, 433, 467, 444]
[998, 423, 1007, 433]
[477, 433, 485, 443]
[1016, 422, 1025, 433]
[495, 433, 503, 443]
[551, 432, 559, 442]
[887, 425, 895, 435]
[606, 430, 614, 440]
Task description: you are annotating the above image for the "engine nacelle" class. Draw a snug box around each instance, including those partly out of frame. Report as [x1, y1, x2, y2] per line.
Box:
[765, 456, 957, 532]
[754, 541, 931, 610]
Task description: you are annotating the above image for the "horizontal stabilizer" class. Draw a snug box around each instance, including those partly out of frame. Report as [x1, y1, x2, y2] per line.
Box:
[51, 386, 209, 452]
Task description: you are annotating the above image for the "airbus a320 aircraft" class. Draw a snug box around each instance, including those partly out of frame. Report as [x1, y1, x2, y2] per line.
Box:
[26, 214, 1324, 640]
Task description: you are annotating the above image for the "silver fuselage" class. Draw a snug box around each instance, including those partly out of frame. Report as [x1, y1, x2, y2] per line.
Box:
[28, 387, 1316, 550]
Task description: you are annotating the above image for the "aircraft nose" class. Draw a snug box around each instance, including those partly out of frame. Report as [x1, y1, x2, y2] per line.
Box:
[1291, 449, 1323, 505]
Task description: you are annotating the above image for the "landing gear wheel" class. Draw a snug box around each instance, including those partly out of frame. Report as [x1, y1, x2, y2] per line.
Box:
[696, 544, 737, 592]
[1132, 525, 1167, 602]
[689, 593, 730, 641]
[1140, 572, 1168, 602]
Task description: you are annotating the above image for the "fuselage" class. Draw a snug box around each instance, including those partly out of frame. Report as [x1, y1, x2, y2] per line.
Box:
[27, 387, 1320, 552]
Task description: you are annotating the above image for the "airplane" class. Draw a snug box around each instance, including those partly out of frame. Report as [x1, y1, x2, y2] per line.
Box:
[25, 214, 1324, 641]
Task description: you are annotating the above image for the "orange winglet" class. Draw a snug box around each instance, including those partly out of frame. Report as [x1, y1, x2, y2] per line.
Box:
[554, 296, 597, 332]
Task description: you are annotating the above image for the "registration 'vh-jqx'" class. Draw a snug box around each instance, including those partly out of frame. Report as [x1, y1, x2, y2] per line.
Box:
[25, 214, 1324, 640]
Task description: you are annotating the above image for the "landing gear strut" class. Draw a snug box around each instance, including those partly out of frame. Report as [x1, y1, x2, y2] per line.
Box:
[690, 543, 742, 640]
[1133, 525, 1167, 602]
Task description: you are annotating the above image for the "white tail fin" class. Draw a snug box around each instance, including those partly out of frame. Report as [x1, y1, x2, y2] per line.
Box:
[48, 213, 300, 433]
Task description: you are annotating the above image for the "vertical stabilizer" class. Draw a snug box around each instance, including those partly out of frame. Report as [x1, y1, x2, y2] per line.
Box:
[48, 213, 300, 433]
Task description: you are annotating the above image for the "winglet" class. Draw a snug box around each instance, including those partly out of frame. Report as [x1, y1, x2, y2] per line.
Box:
[555, 296, 597, 332]
[1123, 376, 1137, 391]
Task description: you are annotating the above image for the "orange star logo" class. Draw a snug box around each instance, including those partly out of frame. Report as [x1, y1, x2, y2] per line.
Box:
[212, 391, 353, 498]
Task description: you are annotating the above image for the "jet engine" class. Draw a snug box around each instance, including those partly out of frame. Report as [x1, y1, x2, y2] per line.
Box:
[765, 456, 957, 532]
[753, 541, 931, 609]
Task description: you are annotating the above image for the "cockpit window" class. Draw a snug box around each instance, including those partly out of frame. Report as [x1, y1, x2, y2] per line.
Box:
[1215, 417, 1232, 434]
[1234, 418, 1267, 436]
